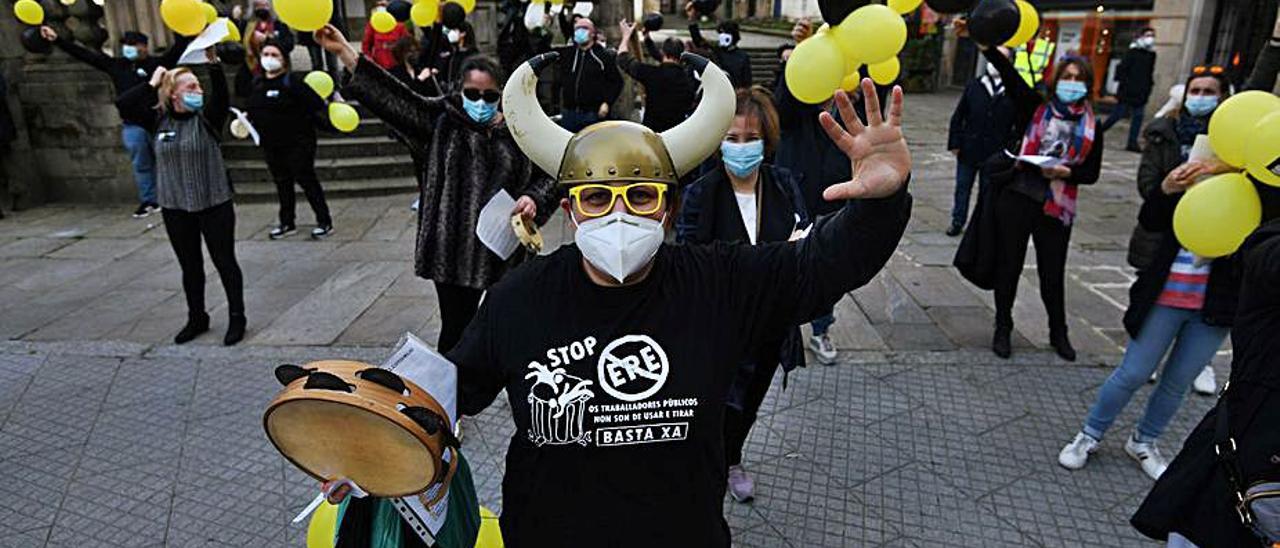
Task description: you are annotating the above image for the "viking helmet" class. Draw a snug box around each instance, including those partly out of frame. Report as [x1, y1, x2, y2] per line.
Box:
[502, 52, 735, 187]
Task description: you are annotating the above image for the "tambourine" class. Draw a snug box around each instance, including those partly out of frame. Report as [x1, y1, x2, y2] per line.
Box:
[263, 360, 460, 502]
[511, 213, 542, 254]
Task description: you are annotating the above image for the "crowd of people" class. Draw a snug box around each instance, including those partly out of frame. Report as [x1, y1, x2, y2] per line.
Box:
[23, 1, 1280, 545]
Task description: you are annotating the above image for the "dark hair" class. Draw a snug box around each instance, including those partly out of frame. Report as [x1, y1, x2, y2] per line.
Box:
[391, 34, 418, 66]
[717, 21, 740, 44]
[459, 54, 505, 86]
[1052, 56, 1094, 93]
[260, 38, 291, 71]
[121, 31, 149, 46]
[1139, 27, 1155, 35]
[660, 38, 684, 60]
[734, 86, 780, 154]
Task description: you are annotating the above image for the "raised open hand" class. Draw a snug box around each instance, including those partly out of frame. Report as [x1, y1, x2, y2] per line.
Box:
[314, 24, 359, 70]
[818, 78, 911, 201]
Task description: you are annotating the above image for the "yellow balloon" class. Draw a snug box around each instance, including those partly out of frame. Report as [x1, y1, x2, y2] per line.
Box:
[411, 0, 439, 27]
[306, 501, 339, 548]
[1210, 91, 1280, 168]
[329, 102, 361, 132]
[161, 0, 209, 37]
[1004, 0, 1039, 48]
[370, 11, 396, 33]
[13, 0, 44, 25]
[868, 57, 900, 85]
[887, 0, 923, 15]
[834, 4, 906, 65]
[200, 2, 218, 23]
[224, 19, 242, 42]
[840, 72, 861, 92]
[1173, 172, 1262, 258]
[451, 0, 476, 14]
[305, 71, 335, 99]
[784, 32, 845, 104]
[476, 506, 504, 548]
[1245, 111, 1280, 187]
[276, 0, 334, 32]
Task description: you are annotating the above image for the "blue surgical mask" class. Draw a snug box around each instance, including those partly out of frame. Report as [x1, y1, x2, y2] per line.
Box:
[181, 92, 204, 112]
[721, 140, 764, 178]
[1055, 80, 1088, 104]
[121, 45, 140, 61]
[573, 28, 591, 45]
[463, 96, 497, 124]
[1184, 95, 1220, 117]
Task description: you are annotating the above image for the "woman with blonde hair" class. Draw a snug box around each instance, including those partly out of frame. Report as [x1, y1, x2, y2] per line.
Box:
[677, 85, 810, 503]
[117, 50, 246, 345]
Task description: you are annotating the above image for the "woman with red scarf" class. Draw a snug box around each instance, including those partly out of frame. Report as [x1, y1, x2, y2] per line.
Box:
[980, 45, 1103, 362]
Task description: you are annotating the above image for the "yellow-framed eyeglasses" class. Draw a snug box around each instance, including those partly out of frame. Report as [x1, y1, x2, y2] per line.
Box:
[568, 182, 669, 218]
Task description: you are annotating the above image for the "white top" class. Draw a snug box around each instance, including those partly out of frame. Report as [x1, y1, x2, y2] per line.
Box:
[734, 191, 758, 245]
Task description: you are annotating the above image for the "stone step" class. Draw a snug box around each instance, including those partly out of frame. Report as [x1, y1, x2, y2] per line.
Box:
[221, 136, 408, 161]
[226, 154, 416, 183]
[231, 176, 418, 202]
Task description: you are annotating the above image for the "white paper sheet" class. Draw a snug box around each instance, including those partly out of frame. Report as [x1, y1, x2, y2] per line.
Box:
[1004, 150, 1065, 168]
[178, 18, 231, 65]
[229, 107, 260, 145]
[476, 189, 520, 260]
[381, 333, 460, 542]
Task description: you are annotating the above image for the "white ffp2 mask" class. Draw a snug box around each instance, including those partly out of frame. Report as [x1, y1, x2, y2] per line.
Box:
[574, 211, 665, 284]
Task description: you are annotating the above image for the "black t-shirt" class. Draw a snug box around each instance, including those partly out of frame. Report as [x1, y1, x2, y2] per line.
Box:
[448, 186, 912, 547]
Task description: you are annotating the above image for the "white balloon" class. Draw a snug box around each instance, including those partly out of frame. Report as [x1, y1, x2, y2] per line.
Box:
[524, 1, 545, 31]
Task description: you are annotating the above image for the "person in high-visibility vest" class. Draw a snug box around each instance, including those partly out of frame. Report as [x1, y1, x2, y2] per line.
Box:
[1013, 39, 1055, 90]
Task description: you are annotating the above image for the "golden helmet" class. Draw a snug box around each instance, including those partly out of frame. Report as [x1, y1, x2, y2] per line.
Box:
[502, 52, 735, 187]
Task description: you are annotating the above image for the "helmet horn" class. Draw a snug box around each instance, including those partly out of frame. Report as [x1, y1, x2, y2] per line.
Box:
[661, 53, 736, 177]
[502, 52, 573, 177]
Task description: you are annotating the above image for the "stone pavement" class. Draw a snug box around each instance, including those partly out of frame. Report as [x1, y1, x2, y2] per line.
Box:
[0, 91, 1226, 546]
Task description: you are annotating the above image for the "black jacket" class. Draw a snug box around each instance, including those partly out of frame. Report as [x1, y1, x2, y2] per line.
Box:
[1131, 222, 1280, 547]
[244, 71, 328, 147]
[1127, 116, 1184, 269]
[947, 75, 1018, 166]
[677, 164, 811, 373]
[553, 43, 623, 112]
[688, 24, 752, 88]
[616, 51, 694, 132]
[1115, 47, 1156, 105]
[53, 36, 188, 131]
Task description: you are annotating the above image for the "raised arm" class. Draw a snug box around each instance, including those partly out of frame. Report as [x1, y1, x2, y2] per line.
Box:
[316, 25, 447, 139]
[982, 46, 1041, 129]
[643, 34, 662, 61]
[204, 60, 230, 131]
[158, 34, 194, 68]
[43, 27, 113, 72]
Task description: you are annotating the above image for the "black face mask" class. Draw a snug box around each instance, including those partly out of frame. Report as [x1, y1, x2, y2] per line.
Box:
[254, 9, 271, 20]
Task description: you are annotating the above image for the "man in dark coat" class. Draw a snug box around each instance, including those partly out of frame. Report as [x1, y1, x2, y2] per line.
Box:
[1101, 27, 1157, 152]
[552, 16, 623, 131]
[616, 21, 695, 133]
[946, 46, 1018, 236]
[685, 3, 752, 89]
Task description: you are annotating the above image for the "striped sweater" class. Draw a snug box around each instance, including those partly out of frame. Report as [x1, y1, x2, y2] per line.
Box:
[1155, 248, 1211, 310]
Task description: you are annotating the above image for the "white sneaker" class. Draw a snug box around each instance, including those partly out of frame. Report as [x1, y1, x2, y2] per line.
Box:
[1149, 370, 1158, 383]
[1057, 432, 1099, 470]
[1192, 366, 1217, 395]
[1124, 436, 1169, 480]
[808, 334, 837, 365]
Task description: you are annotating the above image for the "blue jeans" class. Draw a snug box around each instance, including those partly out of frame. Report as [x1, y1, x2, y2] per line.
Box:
[811, 307, 835, 337]
[121, 123, 156, 204]
[1082, 305, 1228, 443]
[558, 108, 600, 132]
[1101, 100, 1146, 149]
[951, 161, 987, 228]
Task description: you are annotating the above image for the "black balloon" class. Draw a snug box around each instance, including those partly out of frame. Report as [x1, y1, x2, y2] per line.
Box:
[216, 42, 246, 65]
[642, 12, 663, 32]
[691, 0, 720, 18]
[387, 0, 412, 22]
[20, 27, 52, 55]
[441, 2, 466, 28]
[968, 0, 1020, 46]
[817, 0, 871, 25]
[925, 0, 976, 14]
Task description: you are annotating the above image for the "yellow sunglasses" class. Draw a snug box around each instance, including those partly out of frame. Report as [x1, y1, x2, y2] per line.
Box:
[568, 183, 669, 218]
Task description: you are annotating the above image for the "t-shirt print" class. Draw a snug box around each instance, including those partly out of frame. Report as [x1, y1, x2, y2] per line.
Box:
[1039, 117, 1077, 158]
[523, 334, 695, 448]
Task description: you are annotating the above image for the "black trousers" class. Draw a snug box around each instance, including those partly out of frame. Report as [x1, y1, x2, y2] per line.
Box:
[723, 359, 781, 467]
[434, 281, 484, 354]
[162, 201, 245, 318]
[993, 189, 1071, 332]
[264, 139, 331, 227]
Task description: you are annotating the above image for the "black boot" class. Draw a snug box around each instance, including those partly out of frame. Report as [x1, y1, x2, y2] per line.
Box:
[1050, 330, 1076, 362]
[224, 314, 246, 346]
[992, 324, 1012, 359]
[175, 312, 210, 344]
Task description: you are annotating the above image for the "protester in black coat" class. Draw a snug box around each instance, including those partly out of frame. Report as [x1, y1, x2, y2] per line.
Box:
[685, 4, 752, 89]
[245, 40, 333, 239]
[616, 21, 695, 133]
[1101, 28, 1157, 151]
[39, 26, 188, 216]
[551, 17, 623, 131]
[675, 86, 809, 504]
[946, 48, 1018, 236]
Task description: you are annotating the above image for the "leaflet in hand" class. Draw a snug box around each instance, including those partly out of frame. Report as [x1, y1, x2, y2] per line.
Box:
[476, 189, 520, 260]
[1004, 150, 1066, 168]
